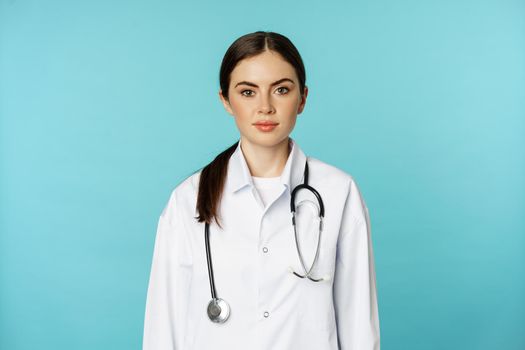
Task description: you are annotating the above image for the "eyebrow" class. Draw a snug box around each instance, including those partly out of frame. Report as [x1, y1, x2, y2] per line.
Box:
[234, 78, 295, 88]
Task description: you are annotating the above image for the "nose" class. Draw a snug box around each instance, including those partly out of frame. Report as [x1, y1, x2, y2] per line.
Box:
[258, 93, 275, 114]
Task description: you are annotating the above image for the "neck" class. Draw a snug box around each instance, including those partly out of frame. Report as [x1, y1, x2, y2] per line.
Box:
[240, 137, 291, 177]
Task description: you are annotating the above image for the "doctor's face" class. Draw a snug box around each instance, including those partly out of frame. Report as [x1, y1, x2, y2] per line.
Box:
[219, 50, 308, 149]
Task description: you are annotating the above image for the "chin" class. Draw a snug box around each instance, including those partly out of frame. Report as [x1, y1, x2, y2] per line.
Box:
[244, 134, 290, 148]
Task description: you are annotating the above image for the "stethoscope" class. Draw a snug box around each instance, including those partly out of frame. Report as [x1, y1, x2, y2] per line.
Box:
[205, 159, 326, 324]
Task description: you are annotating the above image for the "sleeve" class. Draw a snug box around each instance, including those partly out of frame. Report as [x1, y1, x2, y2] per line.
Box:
[142, 190, 194, 350]
[333, 178, 380, 350]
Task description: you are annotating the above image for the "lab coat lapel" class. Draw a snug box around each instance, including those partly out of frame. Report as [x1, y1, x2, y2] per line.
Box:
[224, 137, 307, 195]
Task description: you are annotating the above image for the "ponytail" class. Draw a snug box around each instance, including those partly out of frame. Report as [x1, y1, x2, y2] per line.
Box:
[196, 30, 306, 228]
[195, 140, 239, 228]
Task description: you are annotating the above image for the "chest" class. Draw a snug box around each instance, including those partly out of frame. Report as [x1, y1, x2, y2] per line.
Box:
[185, 186, 342, 288]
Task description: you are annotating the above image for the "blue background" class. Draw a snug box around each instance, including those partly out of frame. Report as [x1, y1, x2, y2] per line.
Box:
[1, 0, 524, 349]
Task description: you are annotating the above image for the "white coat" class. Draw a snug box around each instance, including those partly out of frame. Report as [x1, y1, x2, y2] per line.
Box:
[143, 137, 380, 350]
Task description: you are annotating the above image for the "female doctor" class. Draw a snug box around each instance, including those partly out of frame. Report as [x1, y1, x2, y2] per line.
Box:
[143, 31, 380, 350]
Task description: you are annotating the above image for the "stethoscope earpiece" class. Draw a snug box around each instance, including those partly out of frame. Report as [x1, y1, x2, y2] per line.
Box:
[287, 266, 331, 282]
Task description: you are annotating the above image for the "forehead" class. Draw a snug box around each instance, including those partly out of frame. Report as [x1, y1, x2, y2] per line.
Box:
[230, 51, 297, 83]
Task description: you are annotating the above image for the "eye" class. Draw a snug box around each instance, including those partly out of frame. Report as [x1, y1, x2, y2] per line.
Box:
[276, 86, 290, 94]
[241, 89, 254, 97]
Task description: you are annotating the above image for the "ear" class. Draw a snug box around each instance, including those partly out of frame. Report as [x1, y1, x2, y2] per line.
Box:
[219, 89, 234, 116]
[297, 85, 308, 115]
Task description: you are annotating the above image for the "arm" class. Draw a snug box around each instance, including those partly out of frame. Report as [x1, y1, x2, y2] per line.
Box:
[333, 179, 380, 350]
[143, 191, 193, 350]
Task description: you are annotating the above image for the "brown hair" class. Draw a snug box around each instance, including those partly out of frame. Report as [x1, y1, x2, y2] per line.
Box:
[195, 30, 307, 228]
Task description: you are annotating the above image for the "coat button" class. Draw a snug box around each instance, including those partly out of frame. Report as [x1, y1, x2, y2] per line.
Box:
[262, 247, 269, 253]
[263, 311, 270, 318]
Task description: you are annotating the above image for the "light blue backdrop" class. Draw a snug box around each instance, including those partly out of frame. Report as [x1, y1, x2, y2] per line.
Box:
[1, 0, 524, 349]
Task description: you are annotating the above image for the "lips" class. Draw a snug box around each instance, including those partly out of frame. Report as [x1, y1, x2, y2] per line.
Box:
[253, 121, 278, 132]
[253, 120, 279, 126]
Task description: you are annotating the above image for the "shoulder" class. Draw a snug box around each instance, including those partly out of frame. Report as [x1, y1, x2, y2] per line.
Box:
[160, 170, 202, 222]
[307, 156, 368, 220]
[306, 156, 359, 191]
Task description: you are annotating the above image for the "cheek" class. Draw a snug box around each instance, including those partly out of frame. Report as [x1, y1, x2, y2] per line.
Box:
[229, 98, 252, 117]
[286, 118, 298, 130]
[231, 110, 253, 131]
[281, 102, 301, 119]
[281, 95, 301, 111]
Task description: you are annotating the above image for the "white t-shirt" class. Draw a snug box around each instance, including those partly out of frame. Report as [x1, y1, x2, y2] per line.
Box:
[251, 175, 282, 208]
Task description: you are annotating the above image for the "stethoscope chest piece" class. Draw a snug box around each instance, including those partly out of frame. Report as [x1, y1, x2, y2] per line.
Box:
[207, 298, 230, 323]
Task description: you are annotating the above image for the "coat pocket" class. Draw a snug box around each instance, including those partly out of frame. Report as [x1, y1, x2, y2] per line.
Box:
[298, 294, 336, 332]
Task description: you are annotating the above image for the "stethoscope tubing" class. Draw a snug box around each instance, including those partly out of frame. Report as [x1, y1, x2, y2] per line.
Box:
[204, 158, 326, 323]
[204, 222, 217, 300]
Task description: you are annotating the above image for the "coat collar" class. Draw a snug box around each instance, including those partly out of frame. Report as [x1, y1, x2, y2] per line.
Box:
[224, 137, 307, 194]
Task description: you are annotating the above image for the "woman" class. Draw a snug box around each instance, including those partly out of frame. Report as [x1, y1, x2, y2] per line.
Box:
[143, 31, 380, 350]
